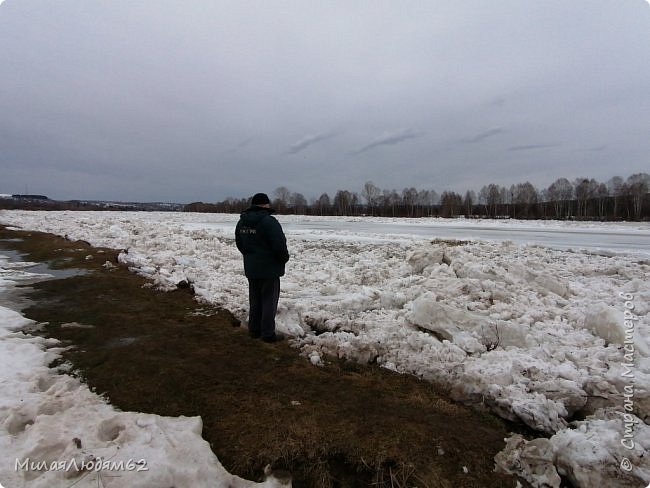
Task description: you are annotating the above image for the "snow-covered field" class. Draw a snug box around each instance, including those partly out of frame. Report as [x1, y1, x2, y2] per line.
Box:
[1, 210, 649, 487]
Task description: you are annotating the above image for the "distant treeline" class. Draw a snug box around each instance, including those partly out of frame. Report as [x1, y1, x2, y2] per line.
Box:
[0, 196, 183, 212]
[185, 173, 650, 221]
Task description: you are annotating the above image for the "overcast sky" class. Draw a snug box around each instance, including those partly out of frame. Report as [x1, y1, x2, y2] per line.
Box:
[1, 1, 649, 203]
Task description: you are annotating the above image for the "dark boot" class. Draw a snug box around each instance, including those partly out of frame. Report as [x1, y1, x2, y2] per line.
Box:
[262, 332, 285, 343]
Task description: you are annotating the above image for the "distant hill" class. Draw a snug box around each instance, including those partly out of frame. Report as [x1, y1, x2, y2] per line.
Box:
[0, 195, 184, 211]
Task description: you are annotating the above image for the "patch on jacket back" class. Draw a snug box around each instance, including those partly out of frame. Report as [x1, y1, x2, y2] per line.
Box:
[239, 227, 257, 234]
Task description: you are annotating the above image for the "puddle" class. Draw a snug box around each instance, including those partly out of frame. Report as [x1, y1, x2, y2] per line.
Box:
[0, 247, 88, 312]
[0, 285, 36, 312]
[0, 248, 87, 280]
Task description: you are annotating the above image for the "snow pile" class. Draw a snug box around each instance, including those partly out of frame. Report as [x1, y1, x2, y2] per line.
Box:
[0, 251, 288, 487]
[1, 210, 649, 486]
[496, 409, 650, 487]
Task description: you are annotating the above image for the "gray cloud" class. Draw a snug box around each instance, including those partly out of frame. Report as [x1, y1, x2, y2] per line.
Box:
[460, 128, 504, 144]
[223, 137, 254, 154]
[352, 129, 423, 155]
[235, 137, 254, 149]
[490, 97, 507, 108]
[288, 131, 338, 154]
[508, 144, 561, 152]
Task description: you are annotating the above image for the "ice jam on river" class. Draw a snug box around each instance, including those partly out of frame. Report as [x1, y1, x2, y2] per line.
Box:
[1, 210, 649, 487]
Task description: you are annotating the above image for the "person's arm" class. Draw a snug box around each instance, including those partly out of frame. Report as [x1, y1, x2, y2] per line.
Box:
[235, 221, 244, 254]
[263, 217, 290, 263]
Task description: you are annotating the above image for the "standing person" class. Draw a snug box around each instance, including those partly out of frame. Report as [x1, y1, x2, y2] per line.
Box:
[235, 193, 290, 343]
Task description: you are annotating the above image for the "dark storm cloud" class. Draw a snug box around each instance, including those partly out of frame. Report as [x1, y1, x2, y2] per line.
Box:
[288, 132, 338, 155]
[460, 128, 504, 144]
[352, 129, 423, 155]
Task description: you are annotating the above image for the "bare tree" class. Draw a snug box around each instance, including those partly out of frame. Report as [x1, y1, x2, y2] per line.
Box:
[418, 189, 439, 216]
[315, 192, 331, 215]
[607, 176, 624, 219]
[627, 173, 650, 219]
[479, 184, 502, 217]
[594, 183, 609, 218]
[290, 192, 308, 214]
[502, 186, 513, 217]
[574, 178, 598, 218]
[513, 182, 538, 218]
[382, 189, 400, 216]
[273, 186, 291, 211]
[333, 190, 353, 215]
[440, 191, 462, 217]
[546, 178, 573, 218]
[429, 189, 440, 206]
[361, 181, 381, 215]
[478, 186, 489, 216]
[402, 187, 418, 217]
[350, 192, 360, 215]
[463, 190, 475, 216]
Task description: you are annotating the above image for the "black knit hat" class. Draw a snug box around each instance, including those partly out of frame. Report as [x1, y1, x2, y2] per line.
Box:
[251, 193, 271, 205]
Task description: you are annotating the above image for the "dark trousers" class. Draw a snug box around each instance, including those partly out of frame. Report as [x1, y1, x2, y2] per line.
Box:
[247, 277, 280, 339]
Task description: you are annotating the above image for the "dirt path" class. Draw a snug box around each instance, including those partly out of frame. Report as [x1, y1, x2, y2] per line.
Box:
[1, 225, 521, 487]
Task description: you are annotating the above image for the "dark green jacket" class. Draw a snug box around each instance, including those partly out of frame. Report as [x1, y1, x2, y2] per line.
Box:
[235, 206, 290, 279]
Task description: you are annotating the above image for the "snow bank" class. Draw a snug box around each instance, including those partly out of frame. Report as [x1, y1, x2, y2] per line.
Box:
[496, 409, 650, 487]
[0, 251, 288, 487]
[1, 210, 649, 486]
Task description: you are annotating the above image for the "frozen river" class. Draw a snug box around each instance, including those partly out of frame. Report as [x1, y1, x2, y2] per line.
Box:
[284, 220, 650, 255]
[182, 216, 650, 257]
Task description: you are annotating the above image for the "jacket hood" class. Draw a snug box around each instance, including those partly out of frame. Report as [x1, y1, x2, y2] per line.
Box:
[239, 206, 275, 227]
